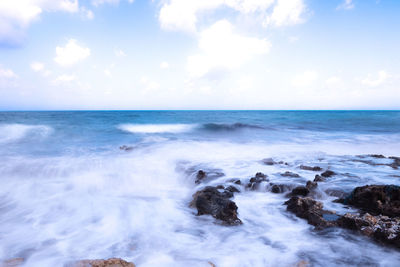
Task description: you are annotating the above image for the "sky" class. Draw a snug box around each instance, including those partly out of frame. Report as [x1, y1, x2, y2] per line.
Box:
[0, 0, 399, 110]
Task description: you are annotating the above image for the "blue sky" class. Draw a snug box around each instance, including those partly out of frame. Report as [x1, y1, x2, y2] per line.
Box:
[0, 0, 399, 110]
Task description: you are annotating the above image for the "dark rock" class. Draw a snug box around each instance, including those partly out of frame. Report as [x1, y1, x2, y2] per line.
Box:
[119, 145, 134, 151]
[369, 154, 386, 158]
[389, 156, 400, 169]
[195, 170, 206, 184]
[338, 213, 400, 248]
[299, 165, 323, 171]
[325, 188, 348, 199]
[281, 171, 300, 178]
[194, 169, 225, 184]
[270, 183, 292, 194]
[321, 170, 336, 178]
[225, 185, 240, 193]
[234, 180, 241, 185]
[314, 175, 325, 182]
[262, 158, 276, 165]
[216, 185, 225, 190]
[247, 172, 268, 190]
[73, 258, 135, 267]
[306, 181, 318, 190]
[290, 186, 310, 196]
[284, 197, 337, 228]
[343, 184, 400, 217]
[190, 186, 242, 225]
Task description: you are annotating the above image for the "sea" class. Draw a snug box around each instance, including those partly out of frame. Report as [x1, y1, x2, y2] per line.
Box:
[0, 111, 400, 266]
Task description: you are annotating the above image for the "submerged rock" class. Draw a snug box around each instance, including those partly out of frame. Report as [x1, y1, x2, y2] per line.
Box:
[343, 184, 400, 217]
[321, 170, 336, 178]
[290, 186, 310, 197]
[299, 165, 323, 171]
[313, 175, 325, 182]
[73, 258, 135, 267]
[247, 172, 268, 190]
[1, 258, 24, 267]
[306, 181, 318, 190]
[119, 145, 134, 151]
[270, 183, 292, 194]
[389, 156, 400, 169]
[280, 171, 300, 178]
[194, 169, 225, 184]
[190, 186, 242, 225]
[284, 197, 338, 228]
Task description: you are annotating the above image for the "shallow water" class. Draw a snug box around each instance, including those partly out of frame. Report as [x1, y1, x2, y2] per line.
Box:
[0, 111, 399, 266]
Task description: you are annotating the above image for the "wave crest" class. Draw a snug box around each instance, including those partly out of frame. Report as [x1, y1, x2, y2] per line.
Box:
[201, 123, 264, 131]
[0, 124, 53, 143]
[118, 124, 195, 134]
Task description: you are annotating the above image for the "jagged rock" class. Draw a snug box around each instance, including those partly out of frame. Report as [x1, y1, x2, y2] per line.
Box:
[299, 165, 323, 171]
[321, 170, 336, 178]
[313, 175, 325, 182]
[225, 185, 240, 193]
[284, 197, 338, 228]
[338, 213, 400, 248]
[342, 185, 400, 217]
[290, 186, 310, 196]
[73, 258, 135, 267]
[280, 171, 300, 178]
[369, 154, 386, 158]
[389, 156, 400, 169]
[234, 180, 241, 185]
[190, 186, 242, 225]
[270, 183, 292, 194]
[306, 181, 318, 190]
[247, 172, 268, 190]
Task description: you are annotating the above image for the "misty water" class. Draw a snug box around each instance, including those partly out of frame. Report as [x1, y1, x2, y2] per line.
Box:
[0, 111, 400, 266]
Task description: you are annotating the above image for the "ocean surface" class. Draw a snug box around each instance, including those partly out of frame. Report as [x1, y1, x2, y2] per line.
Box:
[0, 111, 400, 266]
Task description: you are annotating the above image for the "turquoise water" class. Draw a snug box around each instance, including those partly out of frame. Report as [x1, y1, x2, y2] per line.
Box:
[0, 111, 399, 266]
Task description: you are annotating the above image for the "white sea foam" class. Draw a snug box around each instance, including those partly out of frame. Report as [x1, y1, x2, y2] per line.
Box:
[0, 124, 52, 143]
[118, 123, 195, 134]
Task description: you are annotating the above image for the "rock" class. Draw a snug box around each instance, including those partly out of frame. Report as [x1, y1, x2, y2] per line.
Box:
[299, 165, 322, 171]
[284, 197, 338, 228]
[119, 145, 133, 151]
[296, 260, 310, 267]
[216, 185, 225, 190]
[389, 156, 400, 169]
[73, 258, 135, 267]
[194, 169, 225, 184]
[247, 172, 268, 190]
[1, 258, 24, 267]
[290, 186, 310, 196]
[190, 186, 242, 225]
[234, 180, 241, 185]
[321, 170, 336, 178]
[280, 171, 300, 178]
[338, 213, 400, 248]
[325, 188, 347, 199]
[369, 154, 386, 158]
[269, 183, 292, 194]
[262, 158, 276, 165]
[306, 181, 318, 190]
[313, 175, 325, 182]
[343, 184, 400, 217]
[225, 185, 240, 193]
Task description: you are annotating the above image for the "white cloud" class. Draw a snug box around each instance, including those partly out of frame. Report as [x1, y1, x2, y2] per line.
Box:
[30, 62, 44, 72]
[0, 0, 79, 43]
[292, 70, 318, 87]
[263, 0, 306, 27]
[54, 39, 91, 67]
[140, 76, 160, 91]
[114, 49, 126, 57]
[361, 70, 390, 87]
[0, 66, 17, 79]
[81, 7, 94, 20]
[91, 0, 134, 7]
[337, 0, 354, 10]
[187, 20, 271, 78]
[53, 74, 76, 83]
[104, 69, 112, 77]
[158, 0, 306, 33]
[160, 61, 170, 69]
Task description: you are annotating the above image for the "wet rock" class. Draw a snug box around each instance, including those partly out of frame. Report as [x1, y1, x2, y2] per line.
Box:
[262, 158, 276, 165]
[215, 185, 225, 190]
[343, 185, 400, 217]
[389, 156, 400, 169]
[119, 145, 134, 151]
[284, 197, 337, 228]
[290, 186, 310, 196]
[73, 258, 135, 267]
[321, 170, 336, 178]
[338, 213, 400, 248]
[1, 258, 24, 267]
[325, 188, 348, 199]
[299, 165, 322, 171]
[313, 175, 325, 182]
[369, 154, 386, 158]
[306, 181, 318, 190]
[234, 180, 241, 185]
[280, 171, 300, 178]
[194, 169, 225, 184]
[269, 183, 292, 194]
[225, 185, 240, 193]
[247, 172, 268, 190]
[190, 186, 242, 225]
